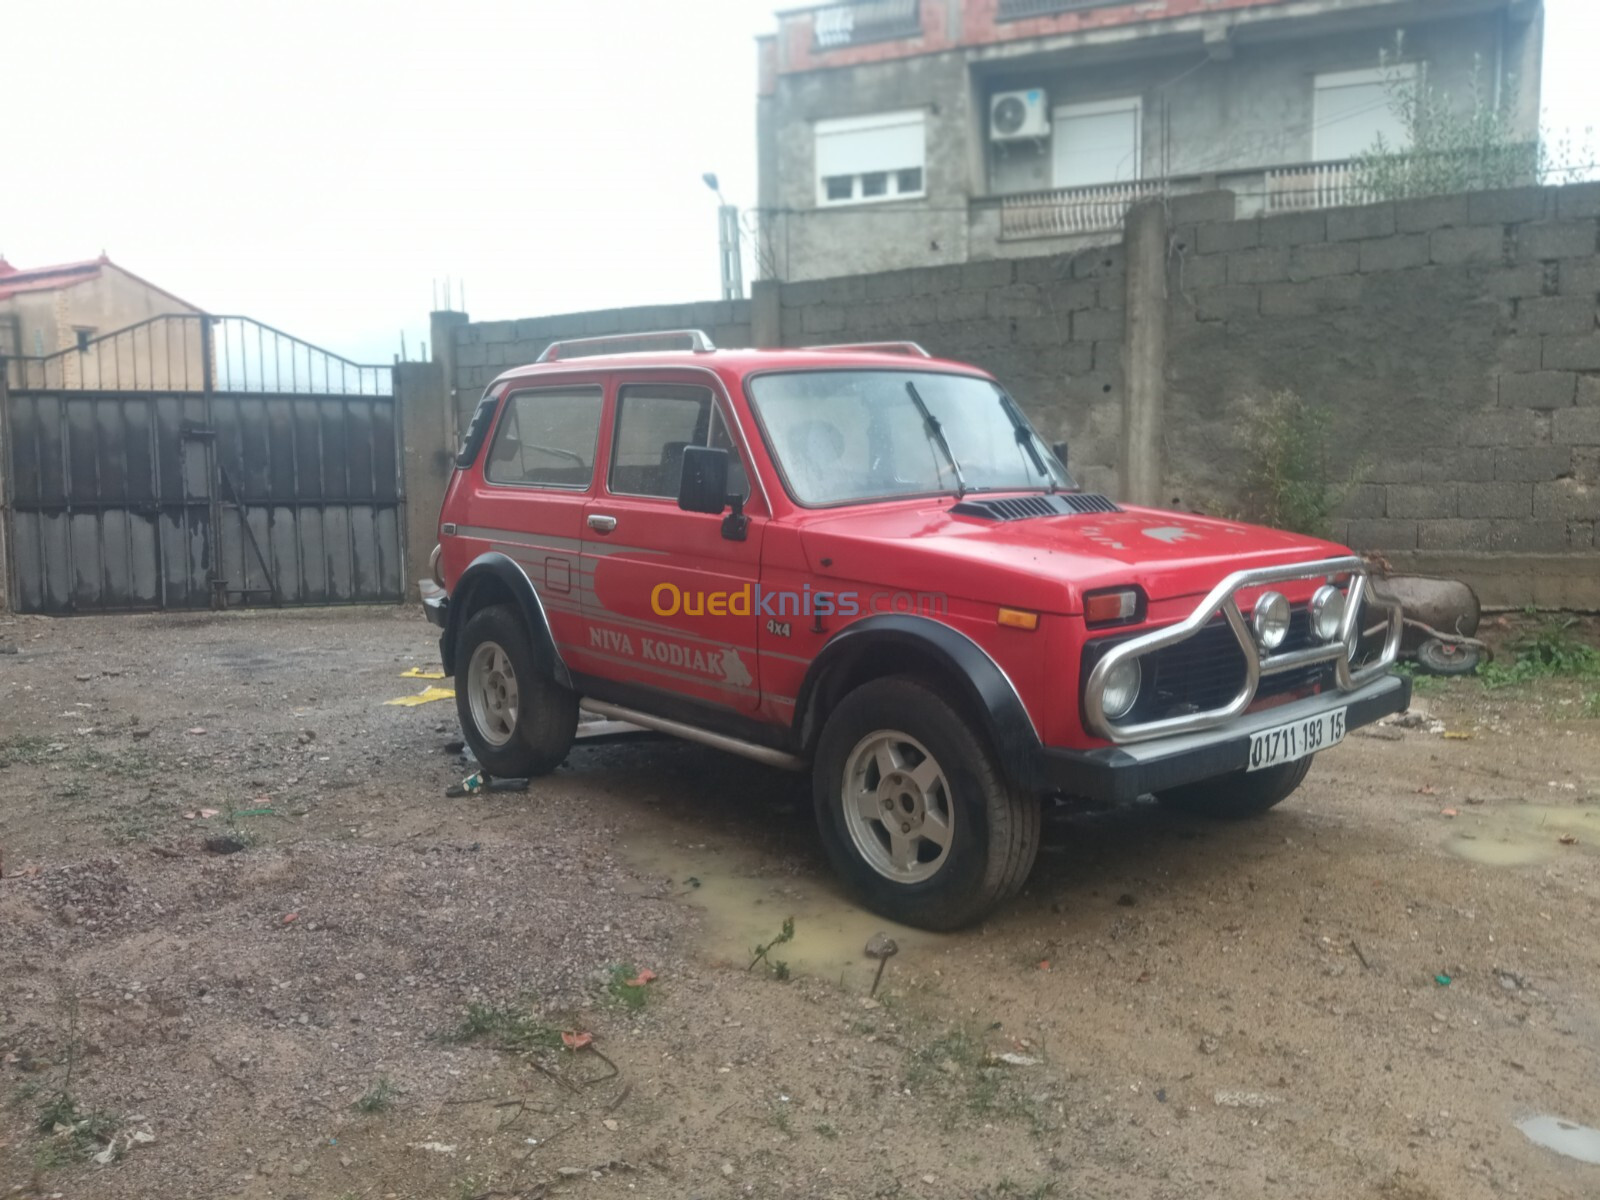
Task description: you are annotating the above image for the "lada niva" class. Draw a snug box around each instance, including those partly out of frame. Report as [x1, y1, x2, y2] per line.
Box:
[426, 331, 1405, 929]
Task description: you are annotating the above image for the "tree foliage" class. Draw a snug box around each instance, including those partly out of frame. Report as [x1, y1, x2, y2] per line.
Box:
[1350, 41, 1588, 202]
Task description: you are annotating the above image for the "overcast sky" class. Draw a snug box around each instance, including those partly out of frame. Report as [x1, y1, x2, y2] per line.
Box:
[3, 0, 1595, 366]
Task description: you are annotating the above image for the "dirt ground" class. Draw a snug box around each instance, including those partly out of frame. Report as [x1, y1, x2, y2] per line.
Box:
[2, 607, 1599, 1200]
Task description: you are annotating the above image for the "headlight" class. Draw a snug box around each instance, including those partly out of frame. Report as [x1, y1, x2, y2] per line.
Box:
[1102, 657, 1142, 720]
[1310, 584, 1345, 641]
[429, 544, 445, 589]
[1252, 591, 1291, 650]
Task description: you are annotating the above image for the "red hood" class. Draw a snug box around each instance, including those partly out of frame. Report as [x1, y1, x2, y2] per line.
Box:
[795, 498, 1350, 613]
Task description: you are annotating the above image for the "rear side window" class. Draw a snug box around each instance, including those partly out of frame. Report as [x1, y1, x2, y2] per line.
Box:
[609, 384, 749, 500]
[456, 392, 499, 468]
[484, 386, 603, 489]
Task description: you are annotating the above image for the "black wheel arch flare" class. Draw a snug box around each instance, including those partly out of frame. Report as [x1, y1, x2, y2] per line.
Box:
[440, 552, 570, 688]
[794, 614, 1043, 787]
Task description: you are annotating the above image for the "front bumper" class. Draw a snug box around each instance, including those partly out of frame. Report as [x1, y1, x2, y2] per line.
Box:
[424, 594, 448, 629]
[1036, 671, 1411, 803]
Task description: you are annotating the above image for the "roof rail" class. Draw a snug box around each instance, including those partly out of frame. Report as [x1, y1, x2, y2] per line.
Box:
[805, 341, 932, 358]
[537, 329, 716, 363]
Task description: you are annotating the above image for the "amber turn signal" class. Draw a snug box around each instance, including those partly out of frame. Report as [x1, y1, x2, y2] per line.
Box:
[997, 607, 1039, 631]
[1084, 588, 1141, 626]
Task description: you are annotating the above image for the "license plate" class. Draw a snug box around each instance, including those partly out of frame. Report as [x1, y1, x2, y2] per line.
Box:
[1247, 707, 1346, 772]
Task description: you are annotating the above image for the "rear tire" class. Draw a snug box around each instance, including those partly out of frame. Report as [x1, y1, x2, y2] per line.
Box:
[812, 677, 1039, 931]
[1155, 756, 1313, 820]
[454, 604, 577, 778]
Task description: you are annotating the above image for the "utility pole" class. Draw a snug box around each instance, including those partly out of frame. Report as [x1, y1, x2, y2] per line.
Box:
[703, 172, 744, 301]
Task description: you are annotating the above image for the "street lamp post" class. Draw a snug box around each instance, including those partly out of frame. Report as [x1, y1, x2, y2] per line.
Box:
[702, 172, 744, 302]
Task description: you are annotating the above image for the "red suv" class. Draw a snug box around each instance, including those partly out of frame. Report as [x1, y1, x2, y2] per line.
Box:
[427, 332, 1406, 929]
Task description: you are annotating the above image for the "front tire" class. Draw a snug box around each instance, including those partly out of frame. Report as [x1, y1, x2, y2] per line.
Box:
[1155, 756, 1313, 820]
[812, 677, 1039, 931]
[454, 604, 577, 778]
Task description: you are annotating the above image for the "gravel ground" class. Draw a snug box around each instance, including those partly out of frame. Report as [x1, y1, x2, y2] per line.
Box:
[1, 607, 1598, 1200]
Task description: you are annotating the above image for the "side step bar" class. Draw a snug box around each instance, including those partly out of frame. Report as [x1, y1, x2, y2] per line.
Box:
[578, 700, 806, 772]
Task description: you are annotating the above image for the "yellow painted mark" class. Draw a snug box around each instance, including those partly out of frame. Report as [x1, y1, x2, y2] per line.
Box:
[384, 686, 456, 707]
[400, 667, 447, 679]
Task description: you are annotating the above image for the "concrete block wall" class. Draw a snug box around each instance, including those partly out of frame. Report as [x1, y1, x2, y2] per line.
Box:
[439, 181, 1600, 607]
[772, 249, 1128, 496]
[450, 300, 753, 425]
[1165, 182, 1600, 603]
[446, 258, 1127, 494]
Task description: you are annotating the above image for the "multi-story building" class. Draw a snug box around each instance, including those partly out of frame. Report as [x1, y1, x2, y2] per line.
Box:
[755, 0, 1545, 281]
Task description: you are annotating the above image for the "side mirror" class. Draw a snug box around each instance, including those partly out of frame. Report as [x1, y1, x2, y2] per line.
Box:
[1051, 440, 1069, 470]
[678, 445, 748, 541]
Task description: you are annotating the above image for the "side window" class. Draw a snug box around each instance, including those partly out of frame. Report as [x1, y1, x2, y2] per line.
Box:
[484, 387, 603, 489]
[610, 384, 750, 501]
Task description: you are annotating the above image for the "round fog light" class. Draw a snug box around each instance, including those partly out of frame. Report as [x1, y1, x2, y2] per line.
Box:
[1252, 591, 1291, 651]
[1310, 584, 1345, 642]
[1102, 657, 1143, 720]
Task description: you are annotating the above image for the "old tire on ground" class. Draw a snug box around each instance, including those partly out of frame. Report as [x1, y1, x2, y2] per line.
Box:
[454, 604, 577, 778]
[812, 676, 1039, 931]
[1415, 637, 1482, 676]
[1155, 756, 1313, 820]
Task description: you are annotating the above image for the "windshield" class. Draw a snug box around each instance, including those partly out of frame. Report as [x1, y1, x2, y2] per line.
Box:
[747, 369, 1073, 507]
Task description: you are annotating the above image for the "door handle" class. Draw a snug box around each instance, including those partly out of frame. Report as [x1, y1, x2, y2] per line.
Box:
[586, 514, 618, 534]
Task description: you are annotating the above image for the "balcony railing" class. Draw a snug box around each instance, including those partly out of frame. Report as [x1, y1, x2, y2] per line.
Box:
[996, 0, 1122, 18]
[999, 180, 1167, 239]
[812, 0, 923, 49]
[1264, 159, 1373, 213]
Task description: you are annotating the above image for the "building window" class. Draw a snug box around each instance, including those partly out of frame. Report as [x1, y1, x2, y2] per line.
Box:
[1051, 98, 1141, 189]
[815, 110, 926, 206]
[1313, 66, 1416, 161]
[823, 175, 854, 201]
[75, 327, 95, 352]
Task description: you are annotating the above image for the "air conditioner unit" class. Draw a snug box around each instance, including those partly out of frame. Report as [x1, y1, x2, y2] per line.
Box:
[990, 89, 1049, 141]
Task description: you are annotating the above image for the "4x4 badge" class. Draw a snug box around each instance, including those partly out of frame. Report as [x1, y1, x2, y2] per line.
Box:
[766, 619, 792, 638]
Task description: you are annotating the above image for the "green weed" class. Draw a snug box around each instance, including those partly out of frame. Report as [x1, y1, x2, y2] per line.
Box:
[748, 916, 795, 980]
[1392, 662, 1448, 693]
[33, 1093, 121, 1165]
[354, 1076, 399, 1114]
[444, 1002, 561, 1051]
[1238, 391, 1355, 538]
[1481, 617, 1600, 689]
[607, 965, 651, 1010]
[0, 736, 58, 769]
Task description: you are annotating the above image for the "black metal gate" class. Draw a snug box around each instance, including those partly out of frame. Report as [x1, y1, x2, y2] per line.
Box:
[1, 314, 403, 613]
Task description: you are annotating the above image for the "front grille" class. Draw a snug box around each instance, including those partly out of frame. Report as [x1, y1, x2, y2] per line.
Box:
[1086, 607, 1331, 726]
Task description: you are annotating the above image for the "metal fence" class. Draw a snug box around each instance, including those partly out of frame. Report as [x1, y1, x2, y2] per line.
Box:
[3, 313, 391, 396]
[996, 0, 1117, 19]
[1, 312, 402, 613]
[811, 0, 923, 49]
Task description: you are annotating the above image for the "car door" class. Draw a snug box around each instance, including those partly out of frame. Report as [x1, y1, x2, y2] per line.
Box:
[576, 375, 765, 714]
[456, 375, 606, 663]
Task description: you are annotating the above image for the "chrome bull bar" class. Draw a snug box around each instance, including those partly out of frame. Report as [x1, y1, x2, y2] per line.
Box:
[1083, 556, 1404, 745]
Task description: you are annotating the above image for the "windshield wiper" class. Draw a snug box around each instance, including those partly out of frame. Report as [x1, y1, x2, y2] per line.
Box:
[996, 390, 1055, 493]
[905, 381, 967, 499]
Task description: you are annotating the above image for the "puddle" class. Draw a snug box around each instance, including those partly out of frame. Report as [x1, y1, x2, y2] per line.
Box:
[1443, 804, 1597, 867]
[1517, 1116, 1600, 1165]
[621, 835, 943, 987]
